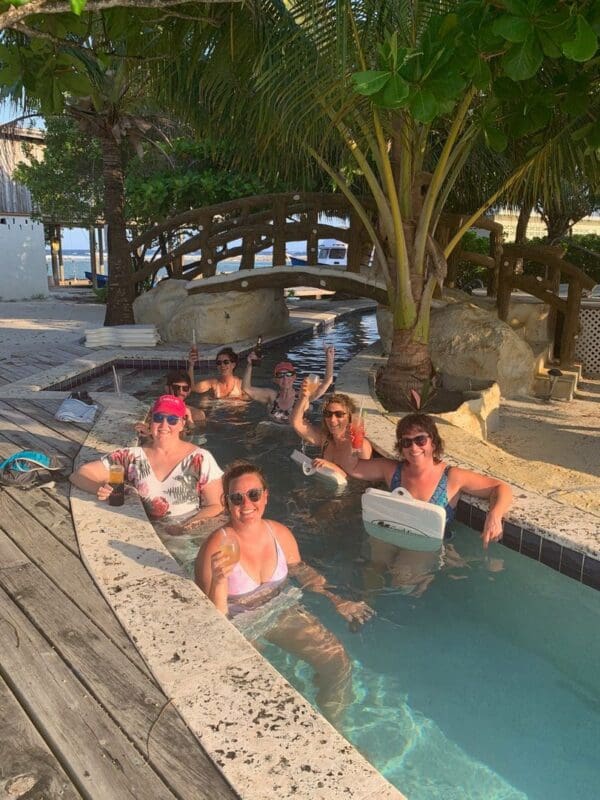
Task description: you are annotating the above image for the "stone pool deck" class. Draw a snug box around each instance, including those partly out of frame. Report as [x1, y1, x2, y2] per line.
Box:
[1, 293, 598, 799]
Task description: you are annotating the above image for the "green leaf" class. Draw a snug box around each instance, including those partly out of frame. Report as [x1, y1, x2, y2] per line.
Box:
[373, 74, 409, 109]
[562, 15, 598, 62]
[428, 71, 466, 100]
[502, 33, 543, 80]
[492, 15, 531, 43]
[70, 0, 87, 14]
[469, 58, 492, 90]
[483, 125, 508, 152]
[501, 0, 530, 14]
[408, 88, 438, 123]
[351, 70, 390, 96]
[537, 28, 563, 58]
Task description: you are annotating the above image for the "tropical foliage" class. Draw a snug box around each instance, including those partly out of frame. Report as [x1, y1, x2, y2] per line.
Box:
[176, 0, 599, 402]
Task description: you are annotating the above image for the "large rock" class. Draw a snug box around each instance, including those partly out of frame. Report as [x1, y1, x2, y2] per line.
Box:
[376, 301, 534, 397]
[133, 279, 290, 343]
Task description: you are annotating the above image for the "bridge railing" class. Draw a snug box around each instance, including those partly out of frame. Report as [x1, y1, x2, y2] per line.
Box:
[127, 192, 377, 286]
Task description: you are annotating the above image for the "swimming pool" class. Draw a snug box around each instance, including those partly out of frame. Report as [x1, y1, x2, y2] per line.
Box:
[89, 313, 600, 800]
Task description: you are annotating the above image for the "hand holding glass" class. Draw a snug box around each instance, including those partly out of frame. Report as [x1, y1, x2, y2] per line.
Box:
[305, 373, 320, 396]
[217, 529, 240, 567]
[108, 464, 125, 507]
[350, 413, 365, 452]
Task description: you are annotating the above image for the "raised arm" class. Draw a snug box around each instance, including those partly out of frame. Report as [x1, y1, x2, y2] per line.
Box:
[311, 345, 335, 401]
[242, 352, 277, 404]
[452, 468, 513, 548]
[289, 379, 324, 446]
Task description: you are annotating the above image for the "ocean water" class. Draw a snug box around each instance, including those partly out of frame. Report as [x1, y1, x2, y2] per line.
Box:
[47, 250, 299, 281]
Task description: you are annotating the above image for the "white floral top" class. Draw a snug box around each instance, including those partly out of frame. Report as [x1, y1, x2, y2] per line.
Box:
[101, 446, 223, 521]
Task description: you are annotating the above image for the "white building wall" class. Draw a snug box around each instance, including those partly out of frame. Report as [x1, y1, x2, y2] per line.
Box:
[0, 214, 48, 300]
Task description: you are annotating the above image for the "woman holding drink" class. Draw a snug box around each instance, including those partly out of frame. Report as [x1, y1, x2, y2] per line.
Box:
[195, 461, 373, 721]
[242, 346, 335, 425]
[70, 395, 225, 534]
[290, 391, 373, 478]
[187, 346, 246, 400]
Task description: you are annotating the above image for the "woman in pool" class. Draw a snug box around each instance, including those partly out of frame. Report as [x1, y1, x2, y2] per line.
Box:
[290, 389, 372, 477]
[70, 395, 224, 534]
[135, 371, 206, 439]
[242, 346, 334, 425]
[195, 460, 373, 721]
[188, 346, 246, 400]
[350, 412, 512, 548]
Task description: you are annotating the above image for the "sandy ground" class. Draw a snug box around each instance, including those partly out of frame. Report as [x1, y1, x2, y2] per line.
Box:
[1, 290, 598, 515]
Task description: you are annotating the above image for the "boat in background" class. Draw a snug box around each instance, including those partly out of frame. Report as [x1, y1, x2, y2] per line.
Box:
[288, 239, 347, 268]
[84, 271, 108, 288]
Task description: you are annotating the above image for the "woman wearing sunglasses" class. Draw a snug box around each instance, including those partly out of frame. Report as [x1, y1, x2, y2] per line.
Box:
[290, 391, 373, 477]
[70, 395, 225, 534]
[188, 346, 246, 400]
[195, 460, 373, 721]
[242, 346, 334, 425]
[350, 413, 512, 548]
[135, 371, 206, 439]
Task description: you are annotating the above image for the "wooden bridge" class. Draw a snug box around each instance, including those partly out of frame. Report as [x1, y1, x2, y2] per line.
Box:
[126, 192, 594, 369]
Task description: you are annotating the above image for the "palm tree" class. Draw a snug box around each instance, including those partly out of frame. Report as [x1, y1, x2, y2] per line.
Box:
[171, 0, 598, 404]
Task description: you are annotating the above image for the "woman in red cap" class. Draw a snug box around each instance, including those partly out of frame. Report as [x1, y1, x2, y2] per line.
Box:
[242, 346, 334, 424]
[70, 395, 225, 534]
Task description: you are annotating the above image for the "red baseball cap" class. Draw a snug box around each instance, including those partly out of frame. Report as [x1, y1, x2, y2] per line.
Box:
[152, 394, 187, 417]
[274, 361, 296, 376]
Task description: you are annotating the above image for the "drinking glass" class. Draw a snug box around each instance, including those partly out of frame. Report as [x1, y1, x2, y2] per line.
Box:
[108, 464, 125, 507]
[350, 413, 365, 453]
[217, 529, 240, 567]
[305, 373, 320, 396]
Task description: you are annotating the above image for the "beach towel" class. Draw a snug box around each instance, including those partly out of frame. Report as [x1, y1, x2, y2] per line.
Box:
[55, 394, 98, 424]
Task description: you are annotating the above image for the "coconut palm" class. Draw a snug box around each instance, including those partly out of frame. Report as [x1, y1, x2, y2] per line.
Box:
[171, 0, 598, 403]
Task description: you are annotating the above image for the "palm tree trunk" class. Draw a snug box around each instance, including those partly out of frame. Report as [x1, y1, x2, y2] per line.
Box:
[101, 134, 135, 325]
[377, 327, 433, 406]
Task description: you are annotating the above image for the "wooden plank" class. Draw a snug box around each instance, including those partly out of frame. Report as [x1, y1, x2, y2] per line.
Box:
[2, 484, 79, 555]
[0, 397, 91, 444]
[0, 402, 80, 458]
[0, 494, 149, 674]
[0, 548, 237, 800]
[0, 586, 179, 800]
[0, 676, 82, 800]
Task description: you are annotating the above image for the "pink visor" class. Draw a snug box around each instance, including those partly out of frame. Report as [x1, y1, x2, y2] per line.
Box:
[151, 394, 187, 417]
[274, 361, 295, 375]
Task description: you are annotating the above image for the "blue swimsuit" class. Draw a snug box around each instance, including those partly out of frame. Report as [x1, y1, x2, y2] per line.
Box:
[390, 464, 455, 523]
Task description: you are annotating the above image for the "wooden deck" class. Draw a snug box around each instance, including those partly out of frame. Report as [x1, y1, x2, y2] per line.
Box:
[0, 397, 238, 799]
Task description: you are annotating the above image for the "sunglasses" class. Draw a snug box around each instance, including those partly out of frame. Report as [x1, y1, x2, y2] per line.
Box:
[323, 410, 347, 419]
[170, 383, 190, 393]
[275, 370, 296, 378]
[152, 413, 182, 425]
[216, 359, 232, 366]
[400, 433, 430, 449]
[228, 487, 265, 506]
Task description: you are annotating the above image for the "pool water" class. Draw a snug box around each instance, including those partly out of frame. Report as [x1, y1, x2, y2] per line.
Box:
[99, 313, 600, 800]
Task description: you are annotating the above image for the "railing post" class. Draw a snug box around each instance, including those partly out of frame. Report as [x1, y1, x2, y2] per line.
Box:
[240, 233, 255, 270]
[307, 208, 318, 265]
[198, 214, 217, 278]
[272, 197, 287, 266]
[347, 211, 362, 273]
[561, 280, 582, 367]
[497, 254, 513, 321]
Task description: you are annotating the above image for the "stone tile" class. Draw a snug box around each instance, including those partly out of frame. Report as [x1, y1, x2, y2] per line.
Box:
[454, 500, 471, 525]
[501, 521, 522, 552]
[470, 506, 486, 532]
[540, 538, 562, 571]
[582, 556, 600, 590]
[559, 547, 584, 581]
[520, 530, 541, 560]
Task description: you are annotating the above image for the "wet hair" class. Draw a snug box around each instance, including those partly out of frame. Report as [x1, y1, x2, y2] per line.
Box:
[222, 460, 268, 498]
[217, 347, 238, 366]
[165, 370, 190, 388]
[395, 413, 444, 462]
[321, 393, 356, 438]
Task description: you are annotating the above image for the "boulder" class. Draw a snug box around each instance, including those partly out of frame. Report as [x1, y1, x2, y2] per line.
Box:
[376, 301, 534, 397]
[133, 279, 290, 343]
